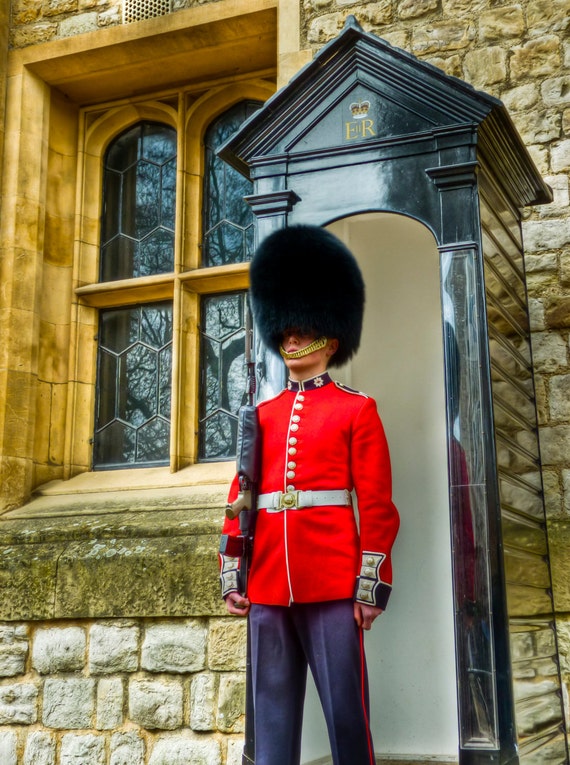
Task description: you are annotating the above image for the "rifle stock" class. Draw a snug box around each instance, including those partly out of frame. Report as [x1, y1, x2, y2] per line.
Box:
[226, 403, 260, 595]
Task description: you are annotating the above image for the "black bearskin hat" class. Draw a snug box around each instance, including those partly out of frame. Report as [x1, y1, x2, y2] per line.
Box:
[249, 225, 365, 368]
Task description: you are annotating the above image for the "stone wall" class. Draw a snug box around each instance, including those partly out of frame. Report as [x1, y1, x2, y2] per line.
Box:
[0, 0, 8, 181]
[8, 0, 225, 47]
[0, 617, 247, 765]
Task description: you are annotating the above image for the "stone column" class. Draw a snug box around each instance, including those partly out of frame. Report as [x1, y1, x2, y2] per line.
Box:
[0, 67, 50, 512]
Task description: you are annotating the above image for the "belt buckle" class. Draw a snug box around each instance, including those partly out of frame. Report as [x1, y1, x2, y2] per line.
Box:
[279, 491, 299, 509]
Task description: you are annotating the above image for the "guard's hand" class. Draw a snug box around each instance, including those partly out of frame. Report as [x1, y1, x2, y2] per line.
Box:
[354, 603, 383, 630]
[225, 592, 251, 616]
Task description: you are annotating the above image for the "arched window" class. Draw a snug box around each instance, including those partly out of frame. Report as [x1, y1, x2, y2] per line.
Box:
[100, 122, 176, 281]
[91, 103, 262, 469]
[201, 101, 260, 267]
[94, 122, 176, 468]
[199, 101, 261, 460]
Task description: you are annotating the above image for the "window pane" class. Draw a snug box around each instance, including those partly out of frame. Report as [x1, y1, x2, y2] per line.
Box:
[199, 292, 248, 460]
[101, 122, 177, 281]
[202, 101, 261, 267]
[94, 302, 172, 469]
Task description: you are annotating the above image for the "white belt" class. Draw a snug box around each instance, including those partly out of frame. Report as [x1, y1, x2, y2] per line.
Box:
[257, 489, 352, 512]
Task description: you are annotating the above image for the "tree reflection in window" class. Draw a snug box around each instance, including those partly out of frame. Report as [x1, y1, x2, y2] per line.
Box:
[100, 122, 176, 282]
[199, 101, 262, 460]
[202, 101, 261, 266]
[94, 303, 172, 469]
[199, 293, 248, 460]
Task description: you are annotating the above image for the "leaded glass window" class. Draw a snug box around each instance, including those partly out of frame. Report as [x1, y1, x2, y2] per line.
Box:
[94, 303, 172, 469]
[202, 101, 261, 266]
[199, 293, 248, 460]
[94, 120, 175, 469]
[92, 103, 263, 469]
[100, 122, 176, 282]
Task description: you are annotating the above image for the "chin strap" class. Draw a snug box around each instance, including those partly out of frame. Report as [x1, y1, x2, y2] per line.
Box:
[279, 336, 328, 360]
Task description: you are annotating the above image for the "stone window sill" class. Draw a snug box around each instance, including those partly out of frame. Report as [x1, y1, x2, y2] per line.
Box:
[0, 464, 234, 622]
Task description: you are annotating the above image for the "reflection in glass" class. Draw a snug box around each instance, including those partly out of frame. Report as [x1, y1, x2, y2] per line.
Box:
[480, 187, 568, 763]
[94, 302, 172, 468]
[441, 248, 499, 748]
[199, 292, 247, 460]
[202, 101, 262, 267]
[100, 122, 176, 281]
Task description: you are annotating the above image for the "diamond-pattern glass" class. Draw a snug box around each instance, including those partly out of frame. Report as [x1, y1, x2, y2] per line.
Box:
[94, 302, 172, 468]
[199, 293, 247, 460]
[202, 101, 261, 267]
[100, 122, 176, 282]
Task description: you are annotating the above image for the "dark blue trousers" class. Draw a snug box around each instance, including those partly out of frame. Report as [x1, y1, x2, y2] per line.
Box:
[248, 599, 375, 765]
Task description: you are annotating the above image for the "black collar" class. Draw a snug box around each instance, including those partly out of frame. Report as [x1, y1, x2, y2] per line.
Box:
[287, 372, 333, 392]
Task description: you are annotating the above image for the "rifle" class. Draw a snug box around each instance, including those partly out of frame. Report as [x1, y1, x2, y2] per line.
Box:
[219, 302, 260, 596]
[219, 301, 259, 765]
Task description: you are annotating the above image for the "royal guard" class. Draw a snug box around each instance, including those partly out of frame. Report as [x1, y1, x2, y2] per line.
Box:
[219, 224, 400, 765]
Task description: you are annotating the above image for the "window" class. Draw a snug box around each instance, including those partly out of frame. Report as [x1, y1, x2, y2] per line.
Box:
[94, 303, 173, 468]
[199, 292, 247, 460]
[94, 123, 176, 469]
[85, 97, 264, 471]
[100, 122, 176, 282]
[202, 101, 258, 267]
[198, 101, 261, 460]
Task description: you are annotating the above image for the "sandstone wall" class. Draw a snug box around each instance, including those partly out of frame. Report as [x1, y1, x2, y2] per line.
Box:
[8, 0, 227, 47]
[0, 617, 247, 765]
[0, 0, 8, 181]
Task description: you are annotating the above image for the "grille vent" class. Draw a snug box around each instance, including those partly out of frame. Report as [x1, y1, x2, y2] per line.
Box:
[123, 0, 172, 24]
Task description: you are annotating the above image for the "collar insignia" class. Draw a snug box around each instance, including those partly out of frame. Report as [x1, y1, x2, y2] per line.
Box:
[287, 372, 333, 392]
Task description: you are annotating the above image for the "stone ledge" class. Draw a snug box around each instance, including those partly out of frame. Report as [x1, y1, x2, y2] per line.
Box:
[0, 499, 227, 621]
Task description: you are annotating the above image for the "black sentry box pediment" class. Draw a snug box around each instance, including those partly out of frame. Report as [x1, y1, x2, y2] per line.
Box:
[220, 16, 550, 210]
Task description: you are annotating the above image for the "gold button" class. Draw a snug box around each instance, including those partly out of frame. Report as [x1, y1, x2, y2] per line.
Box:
[288, 461, 296, 469]
[289, 437, 297, 445]
[366, 556, 375, 565]
[292, 415, 301, 423]
[290, 424, 299, 432]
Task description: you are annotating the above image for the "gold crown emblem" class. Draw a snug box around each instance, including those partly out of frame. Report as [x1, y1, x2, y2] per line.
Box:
[349, 99, 371, 119]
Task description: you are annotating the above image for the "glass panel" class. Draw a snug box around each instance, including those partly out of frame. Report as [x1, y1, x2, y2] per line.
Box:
[202, 101, 262, 267]
[441, 248, 499, 749]
[442, 248, 486, 488]
[100, 122, 176, 281]
[94, 302, 172, 469]
[199, 292, 247, 460]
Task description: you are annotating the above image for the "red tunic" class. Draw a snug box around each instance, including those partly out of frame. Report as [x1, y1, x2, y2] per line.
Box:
[220, 373, 400, 608]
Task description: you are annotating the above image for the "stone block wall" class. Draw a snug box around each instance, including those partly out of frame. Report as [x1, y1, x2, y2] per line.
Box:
[8, 0, 224, 47]
[0, 616, 247, 765]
